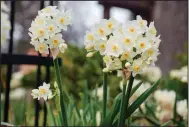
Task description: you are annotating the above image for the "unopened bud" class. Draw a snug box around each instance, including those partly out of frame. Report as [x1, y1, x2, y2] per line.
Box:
[102, 68, 109, 72]
[86, 52, 94, 57]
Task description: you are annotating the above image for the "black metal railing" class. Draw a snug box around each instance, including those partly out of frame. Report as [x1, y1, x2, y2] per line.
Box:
[1, 1, 61, 126]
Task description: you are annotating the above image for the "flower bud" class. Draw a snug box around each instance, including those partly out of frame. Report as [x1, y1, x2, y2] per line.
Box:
[102, 68, 109, 72]
[86, 52, 95, 57]
[181, 76, 187, 83]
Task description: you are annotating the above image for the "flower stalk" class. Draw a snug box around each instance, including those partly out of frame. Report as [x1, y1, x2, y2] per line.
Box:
[53, 58, 68, 127]
[123, 74, 134, 126]
[118, 78, 127, 126]
[102, 72, 107, 120]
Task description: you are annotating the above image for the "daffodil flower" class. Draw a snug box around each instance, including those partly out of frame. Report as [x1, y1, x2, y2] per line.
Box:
[129, 58, 145, 76]
[94, 40, 107, 55]
[35, 43, 49, 54]
[84, 30, 96, 43]
[136, 15, 148, 31]
[59, 43, 68, 53]
[120, 49, 136, 62]
[38, 6, 58, 17]
[136, 37, 151, 53]
[102, 18, 119, 33]
[121, 33, 136, 50]
[105, 36, 123, 57]
[94, 23, 111, 39]
[56, 10, 72, 31]
[31, 82, 52, 100]
[147, 21, 157, 36]
[49, 34, 65, 49]
[123, 21, 142, 37]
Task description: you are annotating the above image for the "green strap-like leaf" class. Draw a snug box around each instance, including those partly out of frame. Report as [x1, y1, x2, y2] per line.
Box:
[75, 106, 81, 118]
[55, 111, 62, 126]
[100, 93, 122, 126]
[173, 94, 177, 120]
[54, 59, 68, 127]
[118, 80, 127, 126]
[125, 79, 161, 119]
[83, 80, 88, 109]
[46, 102, 56, 126]
[123, 75, 134, 126]
[54, 93, 61, 112]
[102, 72, 108, 120]
[130, 81, 143, 97]
[161, 120, 172, 126]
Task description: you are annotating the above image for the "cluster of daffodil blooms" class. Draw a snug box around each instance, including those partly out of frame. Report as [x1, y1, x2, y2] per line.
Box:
[1, 1, 11, 45]
[29, 6, 72, 59]
[84, 15, 161, 76]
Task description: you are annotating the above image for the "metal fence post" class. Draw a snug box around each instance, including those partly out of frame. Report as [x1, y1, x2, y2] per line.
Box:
[3, 0, 15, 122]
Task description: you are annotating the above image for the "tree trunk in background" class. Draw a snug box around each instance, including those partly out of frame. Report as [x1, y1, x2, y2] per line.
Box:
[153, 1, 187, 75]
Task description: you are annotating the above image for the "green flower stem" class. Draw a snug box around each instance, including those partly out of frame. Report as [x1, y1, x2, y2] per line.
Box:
[102, 72, 108, 120]
[123, 74, 134, 126]
[118, 79, 127, 127]
[54, 59, 68, 127]
[45, 102, 56, 126]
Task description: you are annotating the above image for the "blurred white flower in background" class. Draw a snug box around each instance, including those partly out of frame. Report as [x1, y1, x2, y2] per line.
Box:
[1, 88, 27, 100]
[31, 82, 52, 100]
[10, 88, 27, 100]
[131, 81, 151, 98]
[119, 79, 150, 94]
[1, 1, 11, 46]
[142, 66, 162, 82]
[10, 72, 24, 88]
[1, 1, 9, 12]
[92, 85, 109, 101]
[29, 6, 72, 59]
[156, 109, 173, 124]
[154, 89, 188, 123]
[177, 99, 188, 120]
[154, 89, 175, 123]
[96, 111, 101, 126]
[154, 89, 176, 110]
[170, 66, 187, 83]
[84, 15, 161, 77]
